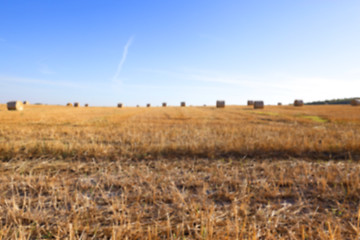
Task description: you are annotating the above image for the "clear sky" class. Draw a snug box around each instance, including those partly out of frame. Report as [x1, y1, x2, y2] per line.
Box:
[1, 1, 359, 106]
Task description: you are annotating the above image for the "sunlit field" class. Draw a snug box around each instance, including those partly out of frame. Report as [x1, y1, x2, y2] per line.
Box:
[1, 104, 360, 160]
[0, 104, 360, 239]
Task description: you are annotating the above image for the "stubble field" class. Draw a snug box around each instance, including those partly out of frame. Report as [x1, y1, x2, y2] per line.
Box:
[0, 104, 360, 239]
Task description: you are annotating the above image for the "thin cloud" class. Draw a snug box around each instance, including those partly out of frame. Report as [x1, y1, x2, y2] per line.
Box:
[138, 68, 260, 87]
[188, 73, 254, 86]
[112, 36, 134, 83]
[0, 75, 80, 88]
[135, 68, 360, 103]
[39, 64, 56, 75]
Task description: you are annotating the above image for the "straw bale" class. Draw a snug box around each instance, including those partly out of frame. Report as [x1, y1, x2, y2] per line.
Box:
[351, 99, 360, 106]
[7, 101, 23, 111]
[294, 100, 304, 107]
[247, 100, 254, 106]
[254, 101, 264, 109]
[216, 100, 225, 108]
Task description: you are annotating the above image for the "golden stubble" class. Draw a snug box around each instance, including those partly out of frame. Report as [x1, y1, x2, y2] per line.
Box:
[0, 104, 360, 238]
[0, 159, 358, 239]
[0, 104, 359, 160]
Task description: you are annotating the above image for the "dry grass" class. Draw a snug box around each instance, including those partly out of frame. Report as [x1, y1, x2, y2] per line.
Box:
[0, 104, 360, 239]
[0, 104, 359, 160]
[1, 158, 360, 239]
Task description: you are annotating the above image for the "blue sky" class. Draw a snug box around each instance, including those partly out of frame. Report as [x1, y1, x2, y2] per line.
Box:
[1, 1, 359, 106]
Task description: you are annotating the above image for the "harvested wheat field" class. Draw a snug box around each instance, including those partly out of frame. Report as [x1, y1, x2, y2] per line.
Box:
[0, 104, 360, 239]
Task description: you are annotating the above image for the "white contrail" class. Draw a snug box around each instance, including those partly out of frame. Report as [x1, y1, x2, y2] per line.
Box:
[112, 36, 134, 83]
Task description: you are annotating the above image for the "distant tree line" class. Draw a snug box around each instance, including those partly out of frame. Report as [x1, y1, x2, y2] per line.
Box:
[305, 97, 360, 105]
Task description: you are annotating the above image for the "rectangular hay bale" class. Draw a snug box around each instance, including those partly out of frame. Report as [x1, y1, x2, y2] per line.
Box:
[351, 99, 360, 106]
[7, 101, 24, 111]
[254, 101, 264, 109]
[216, 100, 225, 108]
[294, 100, 304, 107]
[247, 100, 254, 106]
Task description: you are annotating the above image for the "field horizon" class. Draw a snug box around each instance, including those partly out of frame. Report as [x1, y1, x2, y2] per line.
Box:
[1, 104, 359, 161]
